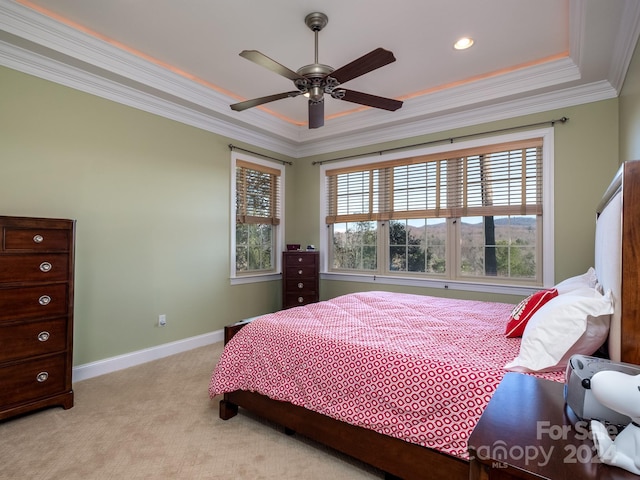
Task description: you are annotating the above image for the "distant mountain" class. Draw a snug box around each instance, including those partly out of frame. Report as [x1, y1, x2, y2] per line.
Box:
[494, 217, 536, 226]
[403, 215, 536, 244]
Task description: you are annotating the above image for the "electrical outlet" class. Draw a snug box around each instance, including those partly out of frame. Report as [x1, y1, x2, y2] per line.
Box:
[158, 314, 167, 327]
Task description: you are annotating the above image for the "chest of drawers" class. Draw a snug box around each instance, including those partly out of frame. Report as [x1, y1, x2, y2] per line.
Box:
[0, 216, 75, 420]
[282, 251, 319, 309]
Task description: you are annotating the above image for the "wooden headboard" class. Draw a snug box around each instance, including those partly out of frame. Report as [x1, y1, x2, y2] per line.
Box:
[595, 160, 640, 365]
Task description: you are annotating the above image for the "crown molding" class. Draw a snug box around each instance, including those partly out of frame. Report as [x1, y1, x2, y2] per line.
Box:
[608, 0, 640, 93]
[0, 0, 302, 147]
[0, 33, 301, 158]
[294, 80, 617, 157]
[0, 0, 634, 158]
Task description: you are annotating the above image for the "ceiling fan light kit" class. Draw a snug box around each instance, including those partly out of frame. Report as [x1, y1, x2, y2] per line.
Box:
[230, 12, 403, 129]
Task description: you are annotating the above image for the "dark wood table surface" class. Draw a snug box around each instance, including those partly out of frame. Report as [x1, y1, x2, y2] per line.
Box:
[468, 372, 638, 480]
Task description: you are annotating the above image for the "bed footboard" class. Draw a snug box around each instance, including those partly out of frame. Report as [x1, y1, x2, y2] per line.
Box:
[219, 389, 468, 480]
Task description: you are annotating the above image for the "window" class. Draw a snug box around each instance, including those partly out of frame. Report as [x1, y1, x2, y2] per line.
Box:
[322, 130, 553, 288]
[231, 153, 283, 281]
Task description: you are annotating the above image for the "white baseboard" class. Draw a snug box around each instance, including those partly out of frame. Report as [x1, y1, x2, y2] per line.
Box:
[72, 329, 224, 382]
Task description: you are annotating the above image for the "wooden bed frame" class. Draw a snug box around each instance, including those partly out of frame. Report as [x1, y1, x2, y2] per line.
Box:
[218, 160, 640, 480]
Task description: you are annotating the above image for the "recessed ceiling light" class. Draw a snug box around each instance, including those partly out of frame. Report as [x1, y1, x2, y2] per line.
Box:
[454, 37, 474, 50]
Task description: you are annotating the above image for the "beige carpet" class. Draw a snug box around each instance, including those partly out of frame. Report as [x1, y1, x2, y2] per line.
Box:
[0, 342, 383, 480]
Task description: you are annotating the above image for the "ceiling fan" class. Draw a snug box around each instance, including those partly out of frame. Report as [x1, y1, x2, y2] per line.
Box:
[230, 12, 403, 129]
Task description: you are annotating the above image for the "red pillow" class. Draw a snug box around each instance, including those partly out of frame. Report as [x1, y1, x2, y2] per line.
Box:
[505, 288, 558, 338]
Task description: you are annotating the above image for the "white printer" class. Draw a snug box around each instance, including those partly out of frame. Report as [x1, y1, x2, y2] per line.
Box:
[564, 354, 640, 426]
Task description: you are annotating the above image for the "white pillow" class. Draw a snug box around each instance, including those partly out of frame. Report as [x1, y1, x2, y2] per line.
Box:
[504, 287, 613, 373]
[554, 267, 598, 294]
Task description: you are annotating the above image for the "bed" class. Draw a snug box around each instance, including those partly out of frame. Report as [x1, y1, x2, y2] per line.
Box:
[209, 160, 640, 480]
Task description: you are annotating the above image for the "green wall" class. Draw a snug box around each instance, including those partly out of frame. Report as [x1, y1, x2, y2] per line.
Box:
[0, 62, 624, 366]
[0, 66, 286, 365]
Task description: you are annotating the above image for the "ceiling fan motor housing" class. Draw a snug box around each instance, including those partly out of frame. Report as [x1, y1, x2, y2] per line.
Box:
[295, 63, 338, 103]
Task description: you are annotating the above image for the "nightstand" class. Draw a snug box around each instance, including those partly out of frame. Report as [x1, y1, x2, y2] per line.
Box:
[468, 372, 637, 480]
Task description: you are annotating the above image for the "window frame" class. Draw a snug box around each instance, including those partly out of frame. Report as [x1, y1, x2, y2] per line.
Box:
[230, 151, 285, 285]
[319, 128, 554, 295]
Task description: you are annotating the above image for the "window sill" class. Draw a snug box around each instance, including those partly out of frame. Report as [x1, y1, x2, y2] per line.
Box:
[230, 273, 281, 285]
[320, 272, 541, 297]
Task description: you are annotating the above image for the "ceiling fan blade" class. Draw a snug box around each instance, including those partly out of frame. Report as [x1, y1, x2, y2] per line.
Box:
[337, 89, 403, 111]
[308, 100, 324, 129]
[329, 48, 397, 84]
[239, 50, 305, 81]
[230, 91, 302, 111]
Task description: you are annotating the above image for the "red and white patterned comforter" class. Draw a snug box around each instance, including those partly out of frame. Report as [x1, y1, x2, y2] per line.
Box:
[209, 291, 564, 458]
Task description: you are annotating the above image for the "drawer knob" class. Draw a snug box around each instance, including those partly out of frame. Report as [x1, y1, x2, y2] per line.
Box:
[36, 372, 49, 383]
[40, 262, 52, 272]
[298, 282, 304, 289]
[33, 234, 44, 244]
[297, 257, 303, 262]
[298, 296, 304, 303]
[38, 331, 50, 342]
[298, 269, 303, 275]
[39, 295, 51, 306]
